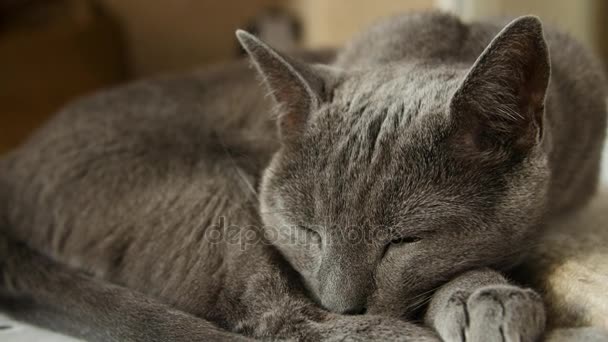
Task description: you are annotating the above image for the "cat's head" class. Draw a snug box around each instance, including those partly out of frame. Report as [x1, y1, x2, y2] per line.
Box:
[238, 16, 550, 317]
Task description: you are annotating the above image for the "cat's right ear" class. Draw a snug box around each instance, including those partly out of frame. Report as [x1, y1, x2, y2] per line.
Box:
[236, 30, 332, 140]
[449, 16, 550, 157]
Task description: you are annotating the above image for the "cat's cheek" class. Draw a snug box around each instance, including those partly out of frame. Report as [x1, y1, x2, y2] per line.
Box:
[266, 222, 322, 278]
[288, 230, 323, 272]
[368, 243, 438, 316]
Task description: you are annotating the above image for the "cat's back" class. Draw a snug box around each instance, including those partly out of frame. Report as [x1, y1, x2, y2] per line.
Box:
[2, 60, 275, 230]
[335, 11, 473, 67]
[336, 11, 605, 76]
[26, 61, 274, 158]
[0, 60, 276, 305]
[6, 59, 276, 185]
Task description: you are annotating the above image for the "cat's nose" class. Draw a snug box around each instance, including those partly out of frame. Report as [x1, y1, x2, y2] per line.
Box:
[318, 246, 373, 315]
[343, 305, 367, 315]
[320, 289, 368, 315]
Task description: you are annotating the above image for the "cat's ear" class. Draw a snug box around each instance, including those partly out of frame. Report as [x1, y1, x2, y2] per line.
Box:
[450, 16, 550, 155]
[236, 30, 330, 139]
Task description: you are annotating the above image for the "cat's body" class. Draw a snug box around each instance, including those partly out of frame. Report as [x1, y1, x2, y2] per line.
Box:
[2, 61, 275, 317]
[0, 12, 605, 342]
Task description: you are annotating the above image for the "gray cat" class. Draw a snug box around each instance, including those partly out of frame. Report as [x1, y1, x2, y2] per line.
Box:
[0, 11, 606, 342]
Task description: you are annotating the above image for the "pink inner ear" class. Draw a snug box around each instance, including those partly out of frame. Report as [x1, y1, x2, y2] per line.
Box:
[279, 111, 305, 138]
[274, 82, 314, 139]
[517, 59, 548, 146]
[520, 52, 549, 110]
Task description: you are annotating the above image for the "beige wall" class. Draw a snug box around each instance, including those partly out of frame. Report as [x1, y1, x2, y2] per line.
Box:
[100, 0, 280, 76]
[289, 0, 434, 48]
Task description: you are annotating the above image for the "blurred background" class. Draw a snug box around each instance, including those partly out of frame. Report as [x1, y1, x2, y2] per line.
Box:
[0, 0, 606, 155]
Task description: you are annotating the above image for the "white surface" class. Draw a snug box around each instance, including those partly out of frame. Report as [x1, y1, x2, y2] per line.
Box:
[0, 313, 81, 342]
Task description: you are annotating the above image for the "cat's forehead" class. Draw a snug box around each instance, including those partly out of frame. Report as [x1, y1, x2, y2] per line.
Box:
[307, 64, 464, 146]
[334, 64, 464, 106]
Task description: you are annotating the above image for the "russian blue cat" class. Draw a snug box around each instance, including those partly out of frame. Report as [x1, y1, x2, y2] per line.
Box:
[1, 11, 605, 342]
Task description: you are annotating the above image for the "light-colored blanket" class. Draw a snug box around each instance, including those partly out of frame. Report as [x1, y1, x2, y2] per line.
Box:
[530, 188, 608, 328]
[524, 188, 608, 341]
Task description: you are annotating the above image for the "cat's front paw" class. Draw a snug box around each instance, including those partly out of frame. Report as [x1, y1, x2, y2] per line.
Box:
[434, 285, 545, 342]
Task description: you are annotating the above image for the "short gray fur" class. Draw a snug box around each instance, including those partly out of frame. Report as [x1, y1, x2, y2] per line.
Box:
[0, 11, 605, 342]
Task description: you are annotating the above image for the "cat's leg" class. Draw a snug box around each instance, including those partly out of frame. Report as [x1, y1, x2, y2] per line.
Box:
[227, 249, 440, 341]
[0, 231, 252, 342]
[238, 293, 441, 342]
[240, 293, 441, 342]
[424, 268, 545, 342]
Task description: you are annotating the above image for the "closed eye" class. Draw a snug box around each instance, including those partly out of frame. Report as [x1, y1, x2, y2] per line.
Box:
[298, 225, 322, 244]
[391, 236, 421, 244]
[382, 236, 421, 258]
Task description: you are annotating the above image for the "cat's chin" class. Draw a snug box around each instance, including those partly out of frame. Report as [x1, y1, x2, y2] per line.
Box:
[295, 274, 366, 316]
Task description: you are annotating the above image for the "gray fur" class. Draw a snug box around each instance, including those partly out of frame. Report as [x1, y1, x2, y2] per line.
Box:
[0, 11, 605, 342]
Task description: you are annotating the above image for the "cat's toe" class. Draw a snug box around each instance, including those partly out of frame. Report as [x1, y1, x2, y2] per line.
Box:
[432, 290, 469, 342]
[466, 285, 545, 342]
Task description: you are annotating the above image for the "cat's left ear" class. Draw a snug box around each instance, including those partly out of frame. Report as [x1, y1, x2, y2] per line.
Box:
[450, 16, 550, 154]
[237, 30, 333, 140]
